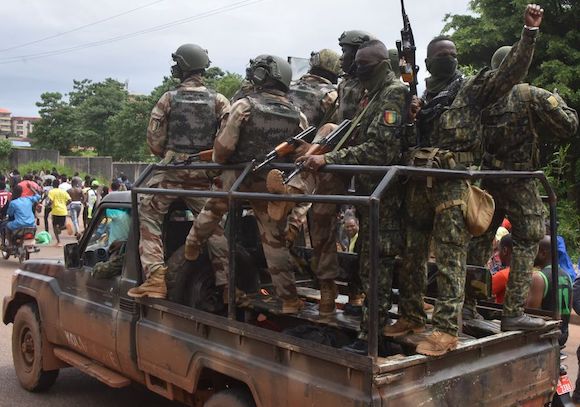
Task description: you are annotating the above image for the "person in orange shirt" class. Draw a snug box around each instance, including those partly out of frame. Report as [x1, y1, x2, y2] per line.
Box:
[492, 234, 513, 303]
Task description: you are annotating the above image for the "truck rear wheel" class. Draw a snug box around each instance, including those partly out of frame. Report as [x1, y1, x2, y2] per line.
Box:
[12, 303, 59, 392]
[205, 388, 256, 407]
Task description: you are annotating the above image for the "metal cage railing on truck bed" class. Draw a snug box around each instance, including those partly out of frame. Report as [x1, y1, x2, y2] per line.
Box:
[131, 162, 560, 358]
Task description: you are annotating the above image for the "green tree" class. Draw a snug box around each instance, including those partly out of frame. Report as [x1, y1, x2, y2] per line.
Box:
[203, 67, 243, 99]
[0, 139, 12, 171]
[30, 92, 78, 154]
[106, 95, 151, 161]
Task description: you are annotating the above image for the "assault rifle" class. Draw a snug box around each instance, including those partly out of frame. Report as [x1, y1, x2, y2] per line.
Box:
[396, 0, 419, 97]
[171, 149, 214, 166]
[283, 119, 352, 184]
[253, 126, 317, 172]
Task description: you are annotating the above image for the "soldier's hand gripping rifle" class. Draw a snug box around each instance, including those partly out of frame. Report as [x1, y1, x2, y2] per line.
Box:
[396, 0, 419, 97]
[253, 126, 317, 172]
[171, 149, 214, 165]
[283, 119, 353, 184]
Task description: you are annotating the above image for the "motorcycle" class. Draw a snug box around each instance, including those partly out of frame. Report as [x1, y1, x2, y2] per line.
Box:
[549, 364, 575, 407]
[1, 227, 39, 264]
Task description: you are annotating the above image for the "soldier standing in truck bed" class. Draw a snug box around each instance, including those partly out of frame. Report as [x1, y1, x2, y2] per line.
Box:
[466, 45, 578, 327]
[128, 43, 230, 300]
[385, 4, 547, 356]
[184, 54, 310, 314]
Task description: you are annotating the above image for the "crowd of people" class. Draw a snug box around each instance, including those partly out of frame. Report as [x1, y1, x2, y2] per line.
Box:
[0, 168, 133, 247]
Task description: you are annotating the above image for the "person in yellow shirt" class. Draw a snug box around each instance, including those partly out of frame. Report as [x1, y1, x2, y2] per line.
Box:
[48, 179, 71, 246]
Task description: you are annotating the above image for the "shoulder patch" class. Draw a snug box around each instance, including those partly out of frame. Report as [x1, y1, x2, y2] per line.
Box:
[546, 95, 559, 109]
[383, 110, 398, 125]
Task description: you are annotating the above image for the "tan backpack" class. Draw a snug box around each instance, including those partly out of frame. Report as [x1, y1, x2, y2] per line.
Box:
[464, 184, 495, 237]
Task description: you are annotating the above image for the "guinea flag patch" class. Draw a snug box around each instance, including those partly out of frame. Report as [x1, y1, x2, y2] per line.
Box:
[383, 110, 398, 125]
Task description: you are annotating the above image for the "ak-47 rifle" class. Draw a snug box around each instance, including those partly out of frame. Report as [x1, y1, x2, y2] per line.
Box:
[171, 149, 214, 165]
[396, 0, 419, 97]
[253, 126, 317, 172]
[283, 119, 352, 184]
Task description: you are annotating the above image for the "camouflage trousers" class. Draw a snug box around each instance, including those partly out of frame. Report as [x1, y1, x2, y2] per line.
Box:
[287, 170, 344, 281]
[467, 178, 545, 316]
[139, 168, 229, 286]
[399, 178, 471, 336]
[188, 170, 297, 300]
[357, 191, 402, 340]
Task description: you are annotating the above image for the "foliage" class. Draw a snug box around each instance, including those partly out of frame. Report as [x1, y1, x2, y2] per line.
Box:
[0, 139, 12, 171]
[29, 68, 242, 162]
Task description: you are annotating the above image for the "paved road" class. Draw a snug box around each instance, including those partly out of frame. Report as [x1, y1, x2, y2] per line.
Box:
[0, 238, 178, 407]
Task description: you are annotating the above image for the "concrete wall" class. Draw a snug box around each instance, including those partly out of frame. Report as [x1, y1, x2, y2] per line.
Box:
[9, 148, 60, 169]
[112, 162, 150, 183]
[60, 156, 113, 180]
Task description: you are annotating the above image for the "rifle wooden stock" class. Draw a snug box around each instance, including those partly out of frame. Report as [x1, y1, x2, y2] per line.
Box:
[254, 126, 316, 171]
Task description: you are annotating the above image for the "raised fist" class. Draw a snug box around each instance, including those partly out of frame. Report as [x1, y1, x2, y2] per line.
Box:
[524, 4, 544, 28]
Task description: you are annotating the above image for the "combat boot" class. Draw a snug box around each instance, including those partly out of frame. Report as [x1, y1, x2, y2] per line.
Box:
[501, 314, 546, 331]
[383, 318, 425, 337]
[184, 241, 201, 261]
[281, 297, 305, 314]
[319, 280, 338, 316]
[416, 330, 458, 356]
[127, 267, 167, 299]
[266, 169, 301, 221]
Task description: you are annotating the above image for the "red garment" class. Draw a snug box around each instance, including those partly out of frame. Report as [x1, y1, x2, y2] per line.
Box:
[18, 180, 41, 197]
[0, 190, 12, 209]
[501, 218, 512, 231]
[492, 267, 510, 303]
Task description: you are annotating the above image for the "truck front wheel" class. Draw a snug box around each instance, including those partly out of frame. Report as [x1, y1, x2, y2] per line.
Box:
[12, 303, 59, 392]
[205, 387, 256, 407]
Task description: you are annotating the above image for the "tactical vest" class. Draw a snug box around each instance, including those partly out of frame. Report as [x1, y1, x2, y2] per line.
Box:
[228, 93, 301, 164]
[288, 78, 335, 127]
[481, 83, 538, 170]
[337, 76, 365, 121]
[166, 88, 218, 154]
[430, 69, 493, 165]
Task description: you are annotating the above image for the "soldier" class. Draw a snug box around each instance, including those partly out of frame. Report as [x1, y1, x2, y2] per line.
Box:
[288, 49, 340, 127]
[384, 4, 546, 356]
[184, 54, 309, 313]
[296, 39, 409, 354]
[466, 45, 578, 329]
[128, 44, 231, 299]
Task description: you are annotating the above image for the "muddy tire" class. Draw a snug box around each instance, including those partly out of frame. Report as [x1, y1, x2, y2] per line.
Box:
[12, 303, 59, 392]
[205, 388, 256, 407]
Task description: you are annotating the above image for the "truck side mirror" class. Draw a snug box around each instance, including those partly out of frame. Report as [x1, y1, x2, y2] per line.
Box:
[64, 243, 81, 269]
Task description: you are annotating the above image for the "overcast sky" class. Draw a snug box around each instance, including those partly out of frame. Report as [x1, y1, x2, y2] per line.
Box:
[0, 0, 473, 117]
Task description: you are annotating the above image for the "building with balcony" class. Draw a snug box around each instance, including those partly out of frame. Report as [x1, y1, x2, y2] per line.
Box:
[0, 108, 11, 136]
[11, 116, 40, 138]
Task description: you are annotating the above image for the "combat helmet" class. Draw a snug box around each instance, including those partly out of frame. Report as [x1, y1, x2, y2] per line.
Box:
[491, 46, 512, 70]
[310, 49, 341, 75]
[171, 44, 210, 78]
[338, 30, 377, 47]
[246, 54, 293, 91]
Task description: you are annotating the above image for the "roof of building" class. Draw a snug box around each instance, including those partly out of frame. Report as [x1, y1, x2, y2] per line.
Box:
[0, 108, 11, 114]
[11, 116, 40, 121]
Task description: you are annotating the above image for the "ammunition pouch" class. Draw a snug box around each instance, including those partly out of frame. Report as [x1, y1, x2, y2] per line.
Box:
[482, 152, 534, 171]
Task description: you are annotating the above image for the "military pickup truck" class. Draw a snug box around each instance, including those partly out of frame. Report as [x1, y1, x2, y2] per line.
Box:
[3, 163, 563, 406]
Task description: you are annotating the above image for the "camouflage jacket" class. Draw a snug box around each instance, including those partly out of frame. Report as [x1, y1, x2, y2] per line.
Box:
[147, 74, 230, 158]
[336, 75, 366, 122]
[288, 74, 337, 127]
[481, 84, 579, 170]
[213, 89, 308, 164]
[325, 72, 409, 169]
[426, 27, 539, 163]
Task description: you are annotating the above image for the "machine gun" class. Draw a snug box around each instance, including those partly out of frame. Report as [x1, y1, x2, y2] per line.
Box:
[396, 0, 419, 97]
[171, 149, 214, 166]
[283, 119, 353, 184]
[253, 126, 317, 172]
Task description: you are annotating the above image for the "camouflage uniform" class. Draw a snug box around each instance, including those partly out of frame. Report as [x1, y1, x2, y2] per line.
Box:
[188, 90, 308, 300]
[288, 74, 337, 127]
[468, 84, 579, 317]
[336, 75, 366, 122]
[324, 71, 409, 338]
[398, 27, 540, 336]
[139, 74, 231, 286]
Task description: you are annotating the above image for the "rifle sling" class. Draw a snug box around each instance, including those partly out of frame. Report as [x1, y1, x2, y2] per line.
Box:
[332, 93, 377, 152]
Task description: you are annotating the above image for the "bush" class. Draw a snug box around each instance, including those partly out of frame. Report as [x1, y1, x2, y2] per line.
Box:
[0, 139, 12, 172]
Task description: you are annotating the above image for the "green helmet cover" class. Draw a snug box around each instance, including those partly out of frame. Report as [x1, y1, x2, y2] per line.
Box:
[310, 48, 341, 75]
[172, 43, 211, 73]
[387, 48, 400, 77]
[491, 46, 512, 70]
[246, 54, 292, 90]
[338, 30, 376, 47]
